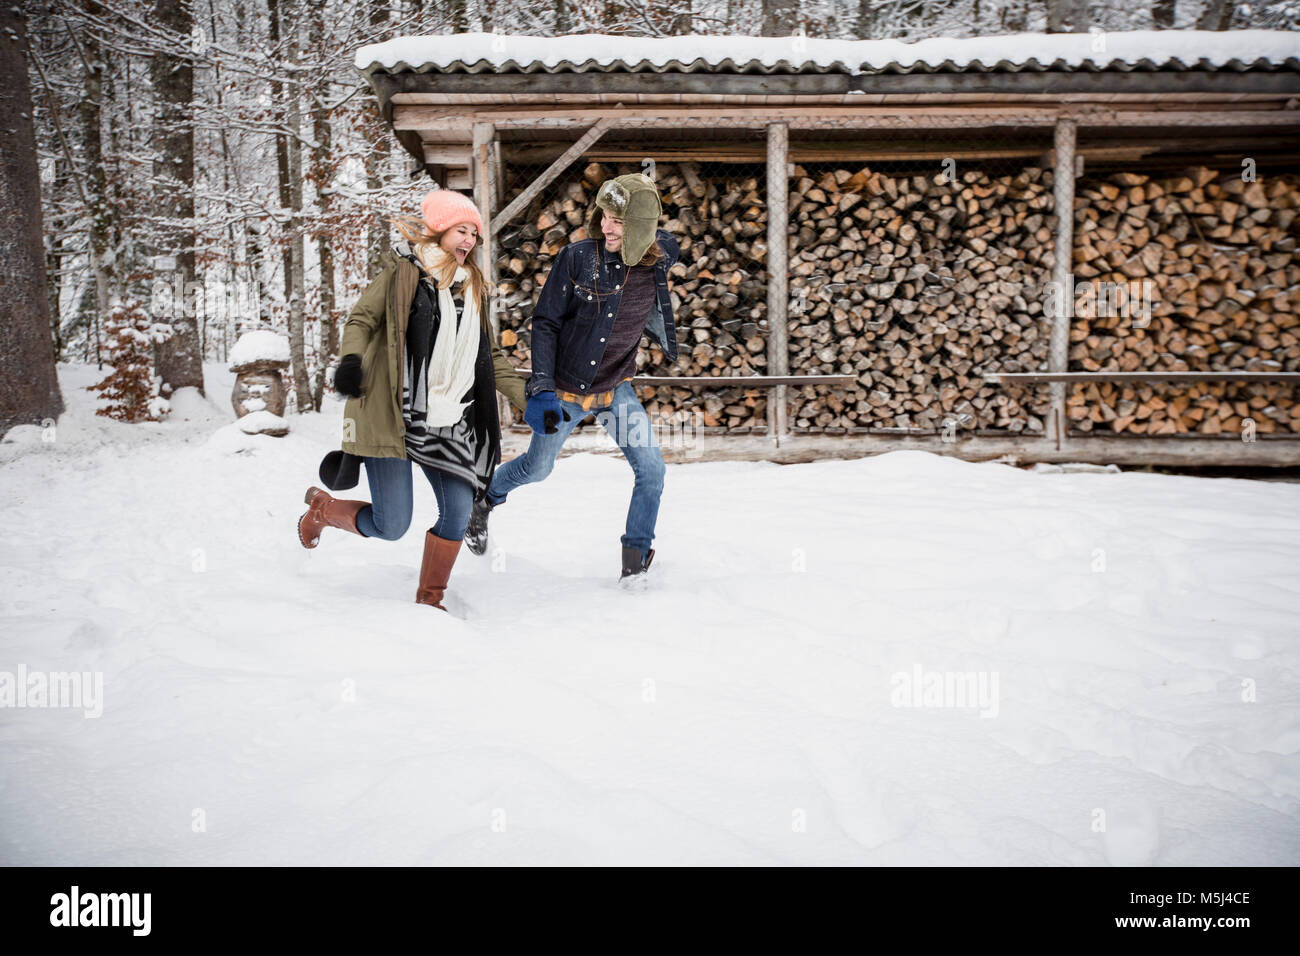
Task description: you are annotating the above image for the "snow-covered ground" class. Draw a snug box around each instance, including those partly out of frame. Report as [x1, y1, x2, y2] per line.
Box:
[1, 362, 1297, 865]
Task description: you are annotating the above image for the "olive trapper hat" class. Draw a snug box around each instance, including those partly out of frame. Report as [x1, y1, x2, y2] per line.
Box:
[586, 173, 663, 266]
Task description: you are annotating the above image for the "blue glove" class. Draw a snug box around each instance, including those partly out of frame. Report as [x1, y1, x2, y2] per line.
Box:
[525, 391, 571, 435]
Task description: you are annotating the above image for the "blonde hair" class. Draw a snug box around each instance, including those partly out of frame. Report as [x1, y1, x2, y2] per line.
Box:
[391, 214, 492, 314]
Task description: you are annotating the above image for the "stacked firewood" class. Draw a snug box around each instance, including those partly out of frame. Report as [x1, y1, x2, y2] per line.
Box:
[494, 159, 1297, 435]
[783, 162, 1054, 431]
[1068, 168, 1300, 434]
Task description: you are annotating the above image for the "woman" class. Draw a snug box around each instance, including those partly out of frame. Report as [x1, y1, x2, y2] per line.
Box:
[297, 189, 527, 612]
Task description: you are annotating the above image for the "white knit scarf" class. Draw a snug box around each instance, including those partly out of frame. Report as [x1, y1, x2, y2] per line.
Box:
[415, 244, 481, 427]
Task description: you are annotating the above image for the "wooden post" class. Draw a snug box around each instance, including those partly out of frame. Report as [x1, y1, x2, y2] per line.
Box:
[1049, 116, 1077, 451]
[766, 121, 789, 443]
[473, 122, 510, 426]
[491, 139, 504, 211]
[474, 121, 498, 317]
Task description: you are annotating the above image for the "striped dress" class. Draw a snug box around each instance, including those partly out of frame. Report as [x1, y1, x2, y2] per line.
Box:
[400, 259, 478, 488]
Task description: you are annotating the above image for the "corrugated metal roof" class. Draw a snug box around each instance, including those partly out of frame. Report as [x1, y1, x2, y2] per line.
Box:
[356, 30, 1300, 76]
[364, 56, 1300, 75]
[364, 54, 1299, 75]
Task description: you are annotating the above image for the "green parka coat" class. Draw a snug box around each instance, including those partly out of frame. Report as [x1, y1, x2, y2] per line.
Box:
[338, 248, 527, 479]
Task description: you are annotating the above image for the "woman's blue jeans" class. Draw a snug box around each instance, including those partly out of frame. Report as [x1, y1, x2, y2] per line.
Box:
[356, 456, 475, 541]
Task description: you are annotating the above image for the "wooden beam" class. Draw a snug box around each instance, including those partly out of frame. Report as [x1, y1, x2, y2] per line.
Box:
[489, 117, 614, 232]
[472, 122, 498, 336]
[766, 121, 790, 441]
[509, 370, 856, 388]
[1080, 150, 1300, 172]
[504, 139, 1290, 167]
[585, 147, 1058, 163]
[491, 139, 504, 210]
[1049, 116, 1076, 452]
[421, 145, 473, 165]
[633, 375, 857, 386]
[986, 371, 1300, 384]
[395, 104, 1063, 129]
[649, 432, 1300, 467]
[395, 104, 1300, 132]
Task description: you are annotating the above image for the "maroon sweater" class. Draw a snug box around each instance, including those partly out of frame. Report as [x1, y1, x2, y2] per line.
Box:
[557, 264, 656, 395]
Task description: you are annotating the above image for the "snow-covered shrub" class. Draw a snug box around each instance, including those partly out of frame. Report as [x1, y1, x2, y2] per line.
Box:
[88, 299, 173, 423]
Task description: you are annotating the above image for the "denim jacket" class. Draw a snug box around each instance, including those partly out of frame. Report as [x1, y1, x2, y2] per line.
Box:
[526, 229, 680, 398]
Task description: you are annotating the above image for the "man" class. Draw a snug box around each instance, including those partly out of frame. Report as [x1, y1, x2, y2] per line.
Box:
[465, 172, 680, 583]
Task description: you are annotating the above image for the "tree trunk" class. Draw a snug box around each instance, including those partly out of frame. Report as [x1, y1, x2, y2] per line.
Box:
[761, 0, 799, 35]
[366, 0, 390, 278]
[46, 158, 66, 360]
[1152, 0, 1177, 28]
[1197, 0, 1237, 29]
[854, 0, 874, 38]
[151, 0, 204, 396]
[81, 0, 115, 367]
[208, 0, 238, 362]
[1000, 0, 1029, 31]
[1046, 0, 1089, 32]
[0, 4, 65, 435]
[449, 0, 468, 31]
[309, 0, 336, 411]
[269, 0, 312, 412]
[285, 35, 309, 414]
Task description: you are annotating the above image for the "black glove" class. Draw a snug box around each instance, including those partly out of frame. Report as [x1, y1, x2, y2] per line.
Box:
[544, 407, 571, 434]
[334, 354, 363, 398]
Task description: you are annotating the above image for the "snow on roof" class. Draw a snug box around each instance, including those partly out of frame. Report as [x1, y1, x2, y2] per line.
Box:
[356, 29, 1300, 75]
[228, 330, 290, 370]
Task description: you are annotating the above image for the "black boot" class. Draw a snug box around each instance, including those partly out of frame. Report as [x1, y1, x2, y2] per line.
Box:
[620, 545, 655, 582]
[465, 495, 496, 556]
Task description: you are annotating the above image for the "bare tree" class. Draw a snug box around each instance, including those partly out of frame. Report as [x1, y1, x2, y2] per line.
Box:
[1047, 0, 1089, 32]
[1, 3, 64, 435]
[80, 0, 117, 365]
[762, 0, 799, 35]
[268, 0, 312, 412]
[365, 0, 393, 279]
[1198, 0, 1238, 29]
[1000, 0, 1031, 32]
[855, 0, 877, 37]
[151, 0, 206, 396]
[309, 0, 337, 410]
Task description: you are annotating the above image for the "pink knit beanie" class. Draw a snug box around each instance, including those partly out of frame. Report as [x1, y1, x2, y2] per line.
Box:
[421, 189, 484, 236]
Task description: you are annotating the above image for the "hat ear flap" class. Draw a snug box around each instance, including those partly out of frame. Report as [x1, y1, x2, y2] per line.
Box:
[628, 190, 662, 221]
[620, 225, 654, 266]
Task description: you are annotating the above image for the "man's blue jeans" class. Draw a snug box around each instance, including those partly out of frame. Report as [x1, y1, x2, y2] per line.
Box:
[486, 380, 666, 558]
[357, 456, 475, 541]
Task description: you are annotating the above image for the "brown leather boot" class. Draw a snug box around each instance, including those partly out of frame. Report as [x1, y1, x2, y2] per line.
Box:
[298, 486, 368, 549]
[415, 530, 462, 611]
